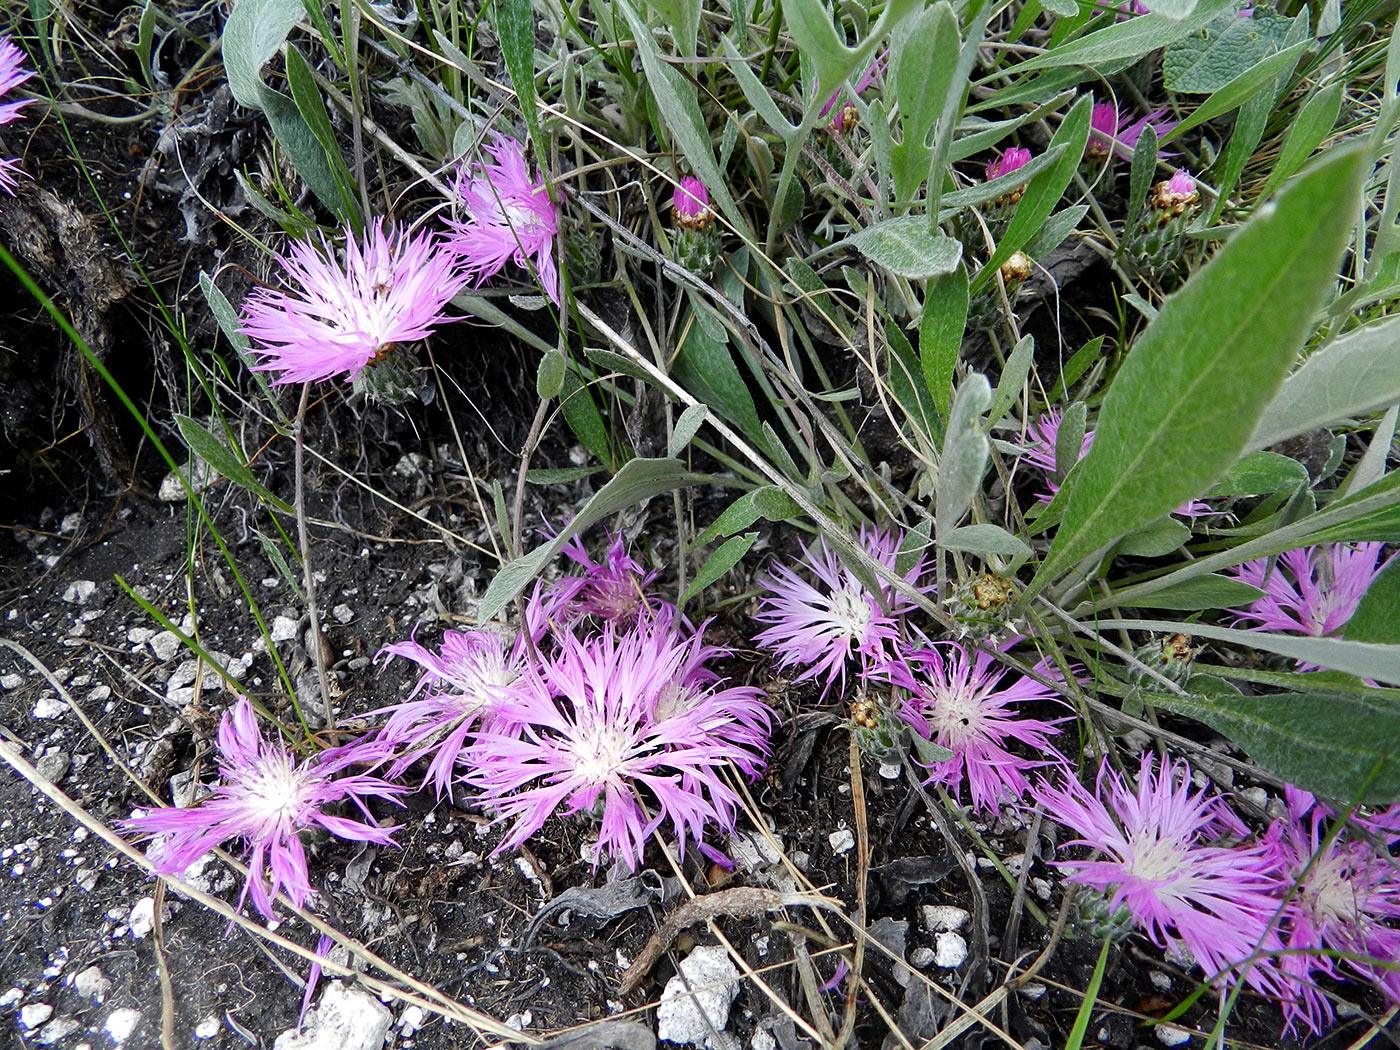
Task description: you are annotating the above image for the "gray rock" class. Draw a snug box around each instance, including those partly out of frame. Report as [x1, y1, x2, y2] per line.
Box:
[271, 616, 299, 643]
[36, 1018, 81, 1045]
[932, 932, 967, 968]
[656, 945, 740, 1047]
[0, 672, 21, 689]
[921, 905, 970, 933]
[32, 695, 66, 719]
[128, 897, 156, 939]
[332, 604, 354, 625]
[148, 631, 182, 662]
[62, 580, 97, 604]
[35, 750, 69, 784]
[105, 1007, 142, 1044]
[19, 1003, 53, 1029]
[73, 965, 111, 1003]
[273, 981, 392, 1050]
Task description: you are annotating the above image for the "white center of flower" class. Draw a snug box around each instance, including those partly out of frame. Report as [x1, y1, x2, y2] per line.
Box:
[1306, 851, 1362, 929]
[1123, 832, 1187, 885]
[573, 723, 632, 785]
[926, 686, 983, 747]
[652, 681, 695, 723]
[503, 201, 546, 235]
[827, 585, 873, 640]
[241, 752, 310, 829]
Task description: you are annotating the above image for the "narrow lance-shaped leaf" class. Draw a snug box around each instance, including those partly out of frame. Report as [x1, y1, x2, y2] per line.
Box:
[936, 373, 992, 543]
[1025, 145, 1369, 602]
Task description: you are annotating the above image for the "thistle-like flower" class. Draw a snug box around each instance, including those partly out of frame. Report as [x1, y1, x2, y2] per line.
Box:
[1032, 753, 1287, 997]
[1227, 543, 1394, 646]
[878, 643, 1066, 811]
[1149, 169, 1200, 224]
[0, 34, 34, 195]
[817, 52, 888, 133]
[1019, 409, 1209, 517]
[124, 697, 404, 920]
[239, 222, 467, 385]
[985, 147, 1032, 183]
[1087, 100, 1178, 161]
[372, 629, 528, 798]
[673, 176, 714, 230]
[1261, 787, 1400, 1035]
[753, 528, 925, 696]
[462, 624, 773, 869]
[446, 135, 560, 303]
[534, 532, 675, 633]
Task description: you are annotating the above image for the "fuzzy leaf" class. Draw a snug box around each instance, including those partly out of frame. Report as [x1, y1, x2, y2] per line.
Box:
[697, 487, 802, 544]
[175, 415, 291, 512]
[921, 266, 968, 426]
[1027, 145, 1368, 599]
[681, 532, 758, 604]
[668, 404, 709, 458]
[1344, 556, 1400, 645]
[936, 373, 992, 541]
[1163, 8, 1296, 93]
[1117, 573, 1263, 611]
[844, 217, 964, 280]
[939, 524, 1032, 560]
[221, 0, 303, 110]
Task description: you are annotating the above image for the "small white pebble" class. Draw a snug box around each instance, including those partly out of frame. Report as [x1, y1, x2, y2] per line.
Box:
[1018, 982, 1047, 1000]
[922, 905, 970, 932]
[62, 580, 97, 604]
[908, 947, 935, 968]
[32, 696, 66, 720]
[1156, 1023, 1192, 1047]
[193, 1016, 220, 1039]
[933, 931, 967, 968]
[828, 828, 855, 854]
[105, 1008, 141, 1044]
[1150, 970, 1172, 992]
[128, 897, 156, 939]
[20, 1003, 53, 1028]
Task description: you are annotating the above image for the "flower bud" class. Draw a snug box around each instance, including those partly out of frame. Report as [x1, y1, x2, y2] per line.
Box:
[673, 176, 714, 230]
[1149, 169, 1200, 225]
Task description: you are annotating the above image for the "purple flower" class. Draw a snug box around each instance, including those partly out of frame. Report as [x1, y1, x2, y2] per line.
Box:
[1227, 544, 1395, 647]
[535, 532, 673, 632]
[1261, 787, 1400, 1035]
[1033, 753, 1288, 996]
[124, 697, 404, 920]
[753, 527, 926, 696]
[1087, 100, 1178, 161]
[878, 643, 1066, 812]
[372, 629, 528, 798]
[462, 624, 773, 869]
[985, 147, 1032, 182]
[1019, 410, 1210, 517]
[0, 34, 34, 127]
[446, 135, 560, 304]
[673, 176, 713, 229]
[239, 221, 467, 385]
[817, 51, 888, 131]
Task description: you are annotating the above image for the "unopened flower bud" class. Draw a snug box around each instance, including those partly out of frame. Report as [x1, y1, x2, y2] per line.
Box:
[673, 175, 714, 230]
[986, 147, 1032, 205]
[1150, 169, 1199, 225]
[1000, 251, 1033, 285]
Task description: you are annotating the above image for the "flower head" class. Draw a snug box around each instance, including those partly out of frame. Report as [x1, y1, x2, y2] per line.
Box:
[1227, 543, 1394, 645]
[878, 643, 1066, 811]
[817, 51, 888, 132]
[462, 624, 773, 869]
[1087, 101, 1178, 161]
[754, 527, 926, 696]
[1261, 787, 1400, 1035]
[371, 629, 529, 798]
[673, 176, 713, 230]
[1033, 753, 1286, 996]
[124, 697, 404, 919]
[1149, 169, 1200, 225]
[534, 532, 673, 633]
[0, 34, 34, 127]
[239, 222, 467, 385]
[985, 147, 1032, 183]
[446, 135, 560, 303]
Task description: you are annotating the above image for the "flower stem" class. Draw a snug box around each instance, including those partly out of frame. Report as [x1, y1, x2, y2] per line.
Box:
[294, 383, 334, 729]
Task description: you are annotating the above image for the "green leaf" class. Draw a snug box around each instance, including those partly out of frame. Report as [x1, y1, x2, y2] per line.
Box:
[559, 368, 616, 469]
[1097, 618, 1400, 685]
[1114, 516, 1191, 557]
[1138, 0, 1199, 16]
[972, 94, 1090, 292]
[921, 265, 968, 427]
[1115, 573, 1263, 610]
[668, 404, 709, 458]
[1022, 204, 1088, 259]
[1212, 451, 1309, 495]
[843, 217, 964, 280]
[938, 145, 1067, 213]
[673, 312, 766, 449]
[896, 520, 934, 576]
[1344, 556, 1400, 645]
[989, 334, 1034, 427]
[480, 458, 708, 621]
[1163, 8, 1296, 93]
[890, 2, 959, 200]
[175, 415, 292, 513]
[537, 351, 566, 399]
[1040, 0, 1078, 15]
[1259, 81, 1343, 198]
[259, 86, 344, 215]
[1010, 0, 1235, 73]
[1048, 336, 1105, 402]
[885, 319, 936, 438]
[1155, 681, 1400, 803]
[283, 43, 359, 223]
[495, 0, 539, 147]
[697, 486, 802, 544]
[525, 465, 606, 484]
[1249, 315, 1400, 452]
[681, 532, 758, 604]
[1161, 39, 1311, 145]
[786, 0, 921, 111]
[221, 0, 303, 110]
[936, 373, 992, 541]
[940, 523, 1032, 560]
[1026, 145, 1368, 600]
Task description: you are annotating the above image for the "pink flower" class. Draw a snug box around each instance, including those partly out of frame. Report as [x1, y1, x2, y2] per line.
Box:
[1033, 753, 1288, 997]
[0, 34, 34, 127]
[1019, 409, 1209, 517]
[462, 624, 773, 869]
[1227, 543, 1395, 645]
[878, 644, 1066, 812]
[371, 629, 529, 798]
[124, 697, 404, 919]
[1165, 169, 1196, 197]
[1261, 787, 1400, 1035]
[753, 528, 926, 696]
[817, 51, 888, 131]
[535, 532, 672, 632]
[1087, 100, 1178, 161]
[985, 147, 1032, 182]
[673, 176, 713, 228]
[239, 222, 467, 385]
[446, 135, 560, 303]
